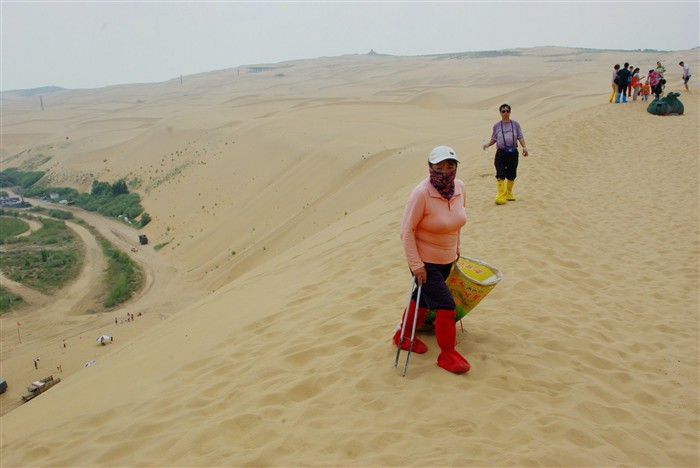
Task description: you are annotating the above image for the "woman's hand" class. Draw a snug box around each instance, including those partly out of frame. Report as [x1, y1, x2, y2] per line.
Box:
[413, 266, 427, 285]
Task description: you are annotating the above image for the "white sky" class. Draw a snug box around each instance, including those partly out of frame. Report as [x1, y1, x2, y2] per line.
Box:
[1, 1, 698, 91]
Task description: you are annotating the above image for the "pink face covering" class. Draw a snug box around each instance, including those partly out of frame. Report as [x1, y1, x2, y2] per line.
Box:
[429, 167, 456, 200]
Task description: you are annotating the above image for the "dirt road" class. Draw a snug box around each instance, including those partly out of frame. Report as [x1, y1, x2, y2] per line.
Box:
[0, 199, 202, 415]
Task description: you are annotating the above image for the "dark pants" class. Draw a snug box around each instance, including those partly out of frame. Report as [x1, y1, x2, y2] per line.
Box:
[495, 149, 519, 180]
[653, 83, 663, 98]
[411, 262, 455, 310]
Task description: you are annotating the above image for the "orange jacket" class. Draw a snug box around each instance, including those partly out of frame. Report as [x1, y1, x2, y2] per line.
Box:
[400, 178, 467, 272]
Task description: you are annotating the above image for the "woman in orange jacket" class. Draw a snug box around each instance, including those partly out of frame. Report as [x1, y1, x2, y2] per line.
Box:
[394, 145, 470, 374]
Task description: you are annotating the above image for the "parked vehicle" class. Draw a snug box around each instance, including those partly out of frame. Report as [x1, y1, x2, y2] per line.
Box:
[139, 234, 149, 245]
[21, 375, 60, 402]
[0, 379, 7, 394]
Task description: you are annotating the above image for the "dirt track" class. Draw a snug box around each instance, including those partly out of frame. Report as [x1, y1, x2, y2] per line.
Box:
[0, 199, 202, 415]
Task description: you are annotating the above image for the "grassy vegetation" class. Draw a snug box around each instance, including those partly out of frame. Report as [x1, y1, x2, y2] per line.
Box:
[153, 241, 170, 251]
[0, 168, 45, 188]
[0, 217, 83, 293]
[0, 287, 23, 314]
[44, 208, 74, 220]
[99, 238, 143, 308]
[0, 216, 30, 238]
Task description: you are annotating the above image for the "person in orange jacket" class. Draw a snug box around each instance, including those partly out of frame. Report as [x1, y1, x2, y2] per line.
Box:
[394, 145, 470, 374]
[640, 80, 652, 101]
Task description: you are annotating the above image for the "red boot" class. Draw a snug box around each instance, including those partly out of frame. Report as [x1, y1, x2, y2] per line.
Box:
[392, 299, 429, 354]
[435, 309, 470, 373]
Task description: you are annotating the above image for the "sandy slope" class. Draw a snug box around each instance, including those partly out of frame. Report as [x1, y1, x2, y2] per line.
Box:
[0, 47, 698, 467]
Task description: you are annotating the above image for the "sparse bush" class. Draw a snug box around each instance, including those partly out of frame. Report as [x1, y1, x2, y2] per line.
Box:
[139, 212, 151, 227]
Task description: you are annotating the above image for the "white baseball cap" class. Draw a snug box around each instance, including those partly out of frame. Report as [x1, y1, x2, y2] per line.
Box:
[428, 145, 459, 164]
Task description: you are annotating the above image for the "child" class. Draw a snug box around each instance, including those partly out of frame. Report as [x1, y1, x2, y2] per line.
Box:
[641, 80, 651, 101]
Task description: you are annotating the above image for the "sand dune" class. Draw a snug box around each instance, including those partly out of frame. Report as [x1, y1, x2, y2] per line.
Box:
[1, 48, 698, 466]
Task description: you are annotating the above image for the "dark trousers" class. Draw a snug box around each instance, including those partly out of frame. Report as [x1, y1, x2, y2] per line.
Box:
[411, 262, 455, 310]
[653, 83, 663, 98]
[495, 149, 519, 180]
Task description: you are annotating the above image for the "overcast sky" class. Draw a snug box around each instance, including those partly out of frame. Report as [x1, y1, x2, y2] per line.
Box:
[1, 1, 698, 91]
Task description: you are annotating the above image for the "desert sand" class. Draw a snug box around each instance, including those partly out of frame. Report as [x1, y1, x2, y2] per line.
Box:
[0, 47, 698, 467]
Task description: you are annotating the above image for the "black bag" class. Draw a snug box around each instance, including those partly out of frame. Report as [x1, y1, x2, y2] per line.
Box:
[500, 122, 518, 153]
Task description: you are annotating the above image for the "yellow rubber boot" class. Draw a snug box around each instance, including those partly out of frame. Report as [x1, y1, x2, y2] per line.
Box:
[494, 179, 507, 205]
[505, 179, 516, 201]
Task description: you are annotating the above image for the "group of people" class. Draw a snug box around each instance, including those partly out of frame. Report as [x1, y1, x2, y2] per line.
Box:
[115, 311, 141, 325]
[393, 105, 528, 375]
[610, 60, 691, 103]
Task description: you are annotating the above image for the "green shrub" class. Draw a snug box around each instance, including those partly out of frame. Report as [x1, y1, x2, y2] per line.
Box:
[139, 212, 151, 227]
[101, 242, 141, 308]
[48, 209, 73, 220]
[0, 216, 30, 239]
[0, 287, 23, 313]
[0, 168, 45, 188]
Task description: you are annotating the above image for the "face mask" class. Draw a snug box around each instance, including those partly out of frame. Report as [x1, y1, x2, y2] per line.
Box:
[429, 167, 456, 200]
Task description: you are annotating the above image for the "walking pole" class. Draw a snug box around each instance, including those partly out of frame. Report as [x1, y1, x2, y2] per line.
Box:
[394, 276, 416, 370]
[402, 284, 422, 377]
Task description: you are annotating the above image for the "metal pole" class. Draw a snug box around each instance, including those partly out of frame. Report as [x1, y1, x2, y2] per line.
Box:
[402, 284, 422, 377]
[394, 276, 416, 369]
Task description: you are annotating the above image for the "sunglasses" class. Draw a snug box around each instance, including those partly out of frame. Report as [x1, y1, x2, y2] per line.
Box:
[500, 109, 511, 113]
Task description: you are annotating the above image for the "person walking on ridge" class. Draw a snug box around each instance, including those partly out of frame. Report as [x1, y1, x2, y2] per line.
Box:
[483, 104, 528, 205]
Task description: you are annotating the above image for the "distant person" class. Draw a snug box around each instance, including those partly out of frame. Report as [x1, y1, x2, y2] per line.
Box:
[483, 104, 529, 204]
[641, 79, 651, 101]
[615, 62, 631, 103]
[648, 69, 660, 100]
[679, 61, 691, 92]
[655, 61, 666, 78]
[396, 145, 470, 374]
[627, 64, 634, 97]
[650, 68, 666, 100]
[630, 68, 644, 101]
[610, 64, 621, 103]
